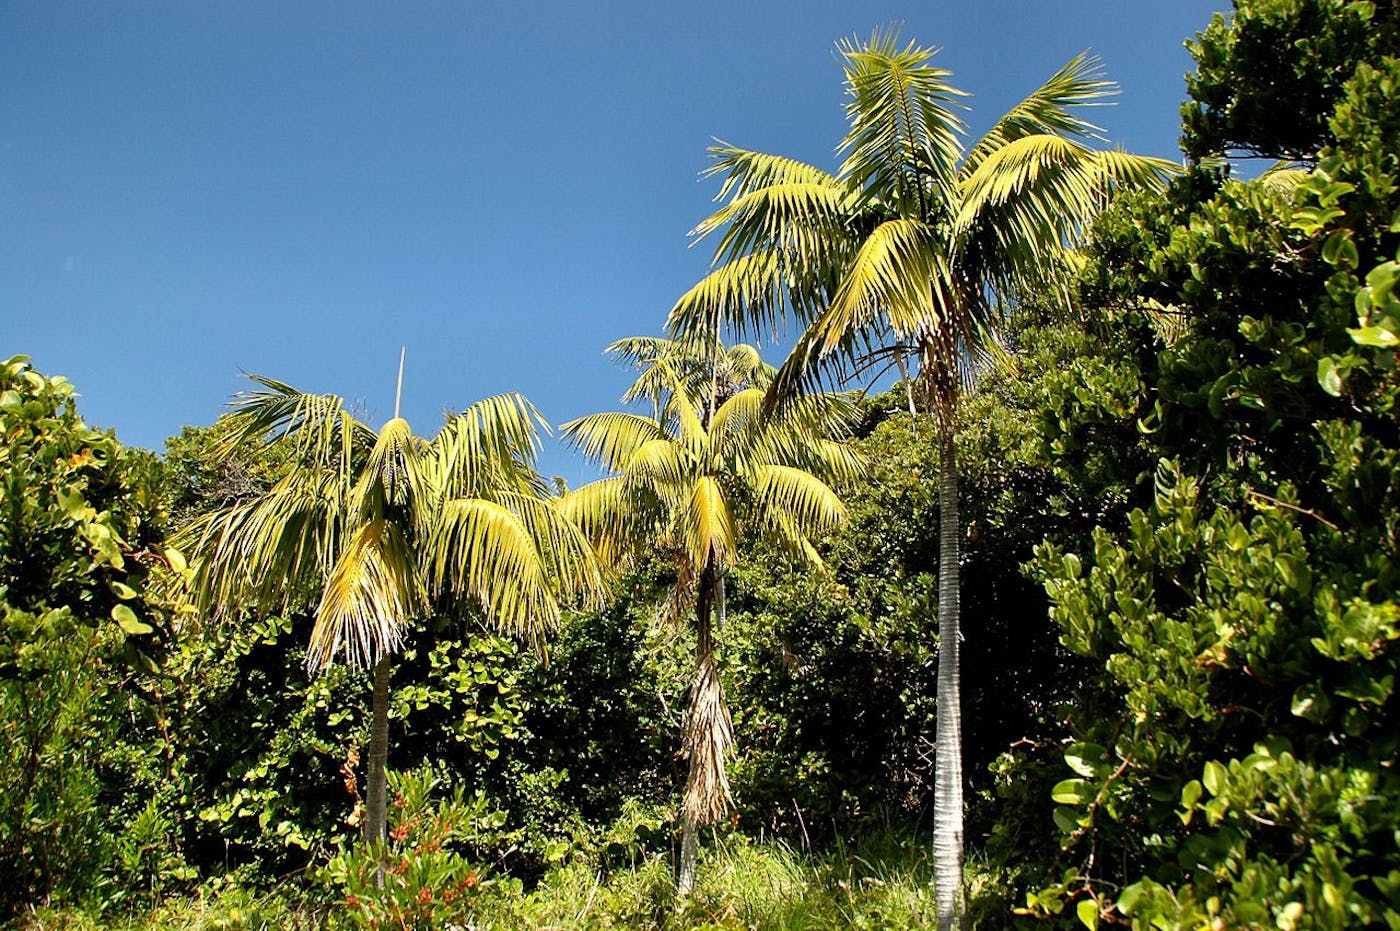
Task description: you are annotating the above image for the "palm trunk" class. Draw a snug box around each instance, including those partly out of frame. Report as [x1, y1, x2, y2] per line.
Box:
[678, 559, 733, 896]
[678, 809, 701, 896]
[933, 419, 964, 930]
[364, 654, 392, 886]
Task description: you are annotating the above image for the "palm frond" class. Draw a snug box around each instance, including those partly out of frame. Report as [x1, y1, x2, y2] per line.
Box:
[307, 518, 423, 672]
[838, 28, 967, 205]
[433, 393, 550, 499]
[560, 411, 670, 473]
[427, 497, 560, 650]
[223, 376, 372, 478]
[667, 251, 790, 346]
[961, 53, 1114, 177]
[822, 217, 954, 346]
[625, 438, 689, 496]
[181, 467, 352, 617]
[708, 387, 767, 447]
[680, 476, 737, 572]
[558, 476, 649, 566]
[753, 464, 848, 537]
[490, 491, 609, 608]
[958, 136, 1177, 234]
[703, 144, 839, 201]
[1258, 160, 1311, 195]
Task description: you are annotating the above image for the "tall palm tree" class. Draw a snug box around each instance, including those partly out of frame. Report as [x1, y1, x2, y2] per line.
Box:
[561, 339, 862, 894]
[667, 31, 1177, 927]
[178, 372, 604, 856]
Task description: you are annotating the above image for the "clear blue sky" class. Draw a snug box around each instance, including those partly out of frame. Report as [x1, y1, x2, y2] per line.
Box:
[2, 1, 1229, 482]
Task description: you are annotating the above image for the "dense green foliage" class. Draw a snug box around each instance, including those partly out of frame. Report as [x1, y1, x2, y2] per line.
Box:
[4, 3, 1399, 928]
[0, 356, 175, 914]
[1182, 0, 1399, 161]
[989, 3, 1400, 925]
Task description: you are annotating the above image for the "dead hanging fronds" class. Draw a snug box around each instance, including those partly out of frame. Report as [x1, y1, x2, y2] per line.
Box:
[342, 746, 365, 828]
[660, 557, 698, 628]
[680, 649, 735, 826]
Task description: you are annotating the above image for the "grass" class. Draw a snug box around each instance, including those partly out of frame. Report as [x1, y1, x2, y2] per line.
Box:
[479, 826, 944, 930]
[11, 828, 978, 930]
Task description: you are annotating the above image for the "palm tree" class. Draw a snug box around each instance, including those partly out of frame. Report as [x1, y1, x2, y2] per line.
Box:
[178, 369, 604, 857]
[667, 31, 1177, 927]
[561, 338, 862, 894]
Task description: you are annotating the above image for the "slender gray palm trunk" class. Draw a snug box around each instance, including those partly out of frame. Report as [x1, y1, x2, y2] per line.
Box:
[678, 562, 732, 896]
[933, 420, 964, 930]
[365, 655, 392, 884]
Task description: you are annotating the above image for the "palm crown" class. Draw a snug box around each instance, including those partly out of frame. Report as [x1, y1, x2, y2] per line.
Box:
[182, 377, 603, 669]
[669, 31, 1177, 409]
[560, 343, 862, 590]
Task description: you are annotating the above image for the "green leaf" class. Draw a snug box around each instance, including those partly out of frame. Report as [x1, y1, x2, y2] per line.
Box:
[1064, 742, 1109, 778]
[1181, 779, 1203, 810]
[1202, 760, 1227, 796]
[1322, 229, 1359, 268]
[1291, 682, 1330, 722]
[1348, 325, 1399, 347]
[1077, 899, 1099, 930]
[112, 603, 153, 635]
[108, 580, 138, 600]
[1052, 806, 1082, 834]
[1317, 356, 1344, 396]
[1051, 778, 1093, 805]
[1116, 882, 1145, 916]
[163, 546, 188, 573]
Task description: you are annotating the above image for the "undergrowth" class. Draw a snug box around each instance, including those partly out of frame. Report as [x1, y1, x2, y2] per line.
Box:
[10, 828, 977, 930]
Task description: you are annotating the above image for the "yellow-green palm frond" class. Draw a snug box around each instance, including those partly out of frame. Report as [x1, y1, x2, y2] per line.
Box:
[959, 136, 1178, 235]
[1088, 149, 1181, 195]
[223, 375, 373, 473]
[1258, 160, 1311, 195]
[608, 336, 720, 414]
[708, 387, 766, 448]
[181, 466, 352, 618]
[703, 144, 839, 201]
[558, 476, 649, 566]
[680, 476, 737, 573]
[755, 395, 866, 481]
[491, 491, 609, 608]
[427, 498, 563, 650]
[721, 343, 774, 391]
[667, 251, 789, 345]
[606, 335, 677, 364]
[560, 411, 670, 473]
[353, 416, 431, 519]
[838, 27, 968, 204]
[666, 389, 710, 464]
[822, 218, 954, 347]
[624, 438, 689, 497]
[766, 324, 864, 407]
[805, 436, 867, 485]
[761, 507, 827, 569]
[433, 393, 549, 499]
[957, 133, 1097, 230]
[957, 139, 1177, 312]
[697, 181, 855, 269]
[307, 518, 423, 672]
[961, 53, 1114, 177]
[752, 464, 847, 538]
